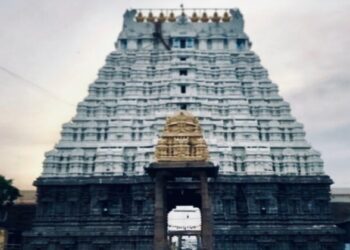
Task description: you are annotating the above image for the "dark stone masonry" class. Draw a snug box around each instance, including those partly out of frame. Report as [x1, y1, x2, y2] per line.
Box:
[23, 174, 344, 249]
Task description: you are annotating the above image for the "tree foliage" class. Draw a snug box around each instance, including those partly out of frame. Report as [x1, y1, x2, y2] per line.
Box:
[0, 175, 20, 207]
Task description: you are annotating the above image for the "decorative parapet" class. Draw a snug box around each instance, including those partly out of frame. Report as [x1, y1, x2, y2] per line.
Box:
[131, 8, 240, 24]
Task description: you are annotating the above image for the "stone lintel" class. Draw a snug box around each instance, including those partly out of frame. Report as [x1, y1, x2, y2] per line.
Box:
[146, 161, 218, 178]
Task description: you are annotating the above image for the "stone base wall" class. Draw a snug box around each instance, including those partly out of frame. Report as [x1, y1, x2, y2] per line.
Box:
[23, 175, 344, 250]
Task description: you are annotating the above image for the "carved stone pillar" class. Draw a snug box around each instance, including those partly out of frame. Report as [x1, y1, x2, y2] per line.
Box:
[154, 172, 167, 250]
[178, 235, 182, 250]
[200, 171, 213, 250]
[196, 235, 201, 249]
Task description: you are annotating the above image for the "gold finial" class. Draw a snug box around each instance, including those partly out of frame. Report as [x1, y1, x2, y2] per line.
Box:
[136, 12, 144, 23]
[191, 12, 199, 22]
[158, 12, 166, 22]
[147, 12, 155, 22]
[222, 11, 230, 22]
[211, 11, 221, 23]
[201, 12, 209, 23]
[155, 111, 209, 162]
[168, 12, 176, 22]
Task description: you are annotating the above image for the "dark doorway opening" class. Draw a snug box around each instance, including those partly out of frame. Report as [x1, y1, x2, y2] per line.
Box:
[167, 181, 202, 250]
[180, 104, 187, 110]
[180, 39, 186, 49]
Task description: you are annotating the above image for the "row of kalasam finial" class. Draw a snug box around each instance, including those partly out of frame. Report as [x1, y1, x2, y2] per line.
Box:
[135, 11, 231, 23]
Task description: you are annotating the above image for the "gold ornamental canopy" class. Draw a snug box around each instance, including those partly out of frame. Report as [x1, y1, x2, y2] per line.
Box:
[155, 111, 209, 162]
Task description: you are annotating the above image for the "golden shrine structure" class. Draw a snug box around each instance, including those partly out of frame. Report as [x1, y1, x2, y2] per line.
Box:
[155, 111, 209, 162]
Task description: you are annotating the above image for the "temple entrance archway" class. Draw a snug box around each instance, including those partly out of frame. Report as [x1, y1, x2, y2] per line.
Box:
[166, 180, 202, 249]
[146, 111, 217, 250]
[168, 206, 201, 250]
[147, 167, 217, 250]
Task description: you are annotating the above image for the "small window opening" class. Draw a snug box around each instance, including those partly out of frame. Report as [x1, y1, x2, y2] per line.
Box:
[180, 104, 187, 110]
[180, 39, 186, 48]
[180, 57, 187, 61]
[180, 85, 186, 94]
[237, 39, 246, 50]
[120, 39, 127, 49]
[104, 130, 108, 140]
[179, 69, 188, 76]
[137, 39, 142, 49]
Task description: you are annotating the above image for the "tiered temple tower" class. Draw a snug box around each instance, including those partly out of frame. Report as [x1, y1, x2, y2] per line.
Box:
[24, 8, 344, 250]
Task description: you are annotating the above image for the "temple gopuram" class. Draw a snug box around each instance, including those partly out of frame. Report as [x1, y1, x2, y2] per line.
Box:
[24, 8, 345, 250]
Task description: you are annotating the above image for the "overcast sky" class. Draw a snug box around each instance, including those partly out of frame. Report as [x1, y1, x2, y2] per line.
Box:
[0, 0, 349, 189]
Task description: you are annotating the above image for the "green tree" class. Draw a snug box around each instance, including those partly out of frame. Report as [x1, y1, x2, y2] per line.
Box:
[0, 175, 20, 222]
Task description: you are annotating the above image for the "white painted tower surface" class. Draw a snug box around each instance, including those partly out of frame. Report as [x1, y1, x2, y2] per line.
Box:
[42, 9, 324, 177]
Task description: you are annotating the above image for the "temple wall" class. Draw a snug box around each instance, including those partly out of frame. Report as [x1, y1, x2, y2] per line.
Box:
[23, 175, 344, 250]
